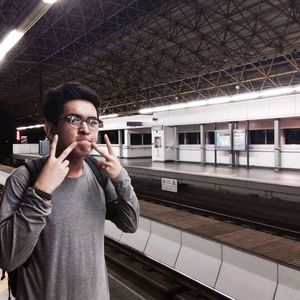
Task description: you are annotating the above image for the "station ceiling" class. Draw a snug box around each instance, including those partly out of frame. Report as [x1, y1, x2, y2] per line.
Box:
[0, 0, 300, 121]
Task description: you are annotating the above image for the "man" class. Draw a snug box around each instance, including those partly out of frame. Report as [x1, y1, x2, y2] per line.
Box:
[0, 82, 139, 299]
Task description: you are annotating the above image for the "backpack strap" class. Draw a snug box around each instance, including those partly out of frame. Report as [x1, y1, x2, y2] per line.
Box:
[84, 156, 107, 190]
[23, 158, 46, 187]
[84, 155, 119, 220]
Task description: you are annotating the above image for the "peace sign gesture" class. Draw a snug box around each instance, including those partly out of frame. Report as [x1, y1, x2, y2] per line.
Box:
[34, 135, 77, 194]
[92, 134, 122, 179]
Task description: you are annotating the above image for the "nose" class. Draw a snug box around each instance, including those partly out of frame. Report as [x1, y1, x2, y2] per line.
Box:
[79, 120, 90, 133]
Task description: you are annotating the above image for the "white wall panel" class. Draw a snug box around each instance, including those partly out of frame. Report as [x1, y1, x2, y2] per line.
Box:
[175, 232, 222, 287]
[228, 102, 248, 121]
[247, 99, 270, 119]
[209, 104, 229, 122]
[295, 96, 300, 115]
[269, 95, 296, 118]
[144, 221, 181, 267]
[216, 246, 277, 300]
[281, 148, 300, 169]
[121, 217, 150, 252]
[275, 265, 300, 300]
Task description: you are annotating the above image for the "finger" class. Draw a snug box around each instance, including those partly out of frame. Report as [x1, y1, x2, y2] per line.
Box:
[98, 160, 110, 167]
[58, 141, 77, 162]
[92, 143, 110, 160]
[61, 159, 70, 168]
[104, 134, 114, 155]
[49, 135, 58, 158]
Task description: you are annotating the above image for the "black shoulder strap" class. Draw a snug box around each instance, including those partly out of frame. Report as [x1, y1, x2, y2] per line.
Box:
[84, 156, 108, 190]
[23, 158, 45, 187]
[85, 155, 119, 220]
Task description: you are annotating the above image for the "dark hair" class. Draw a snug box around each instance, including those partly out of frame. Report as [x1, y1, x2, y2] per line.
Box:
[42, 82, 100, 123]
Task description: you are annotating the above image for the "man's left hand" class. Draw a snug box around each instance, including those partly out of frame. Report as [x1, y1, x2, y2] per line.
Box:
[92, 134, 122, 179]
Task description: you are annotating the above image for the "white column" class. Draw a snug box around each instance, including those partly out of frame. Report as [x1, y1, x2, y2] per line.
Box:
[274, 119, 281, 170]
[200, 124, 206, 165]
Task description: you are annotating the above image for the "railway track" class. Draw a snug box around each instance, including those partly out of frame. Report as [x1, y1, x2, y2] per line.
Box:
[105, 237, 232, 300]
[131, 177, 300, 241]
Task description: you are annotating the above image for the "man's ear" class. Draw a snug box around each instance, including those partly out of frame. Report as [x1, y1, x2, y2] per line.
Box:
[44, 121, 56, 140]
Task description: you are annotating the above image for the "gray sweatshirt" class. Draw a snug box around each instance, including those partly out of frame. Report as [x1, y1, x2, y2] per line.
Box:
[0, 160, 139, 300]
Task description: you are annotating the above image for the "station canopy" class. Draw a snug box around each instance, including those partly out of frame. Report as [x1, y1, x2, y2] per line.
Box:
[0, 0, 300, 121]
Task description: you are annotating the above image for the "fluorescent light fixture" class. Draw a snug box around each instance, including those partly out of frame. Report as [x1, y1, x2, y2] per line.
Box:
[139, 84, 300, 115]
[186, 100, 207, 108]
[0, 29, 24, 60]
[99, 113, 119, 119]
[231, 92, 260, 101]
[208, 96, 231, 105]
[169, 103, 188, 110]
[259, 86, 294, 98]
[42, 0, 58, 4]
[17, 124, 44, 130]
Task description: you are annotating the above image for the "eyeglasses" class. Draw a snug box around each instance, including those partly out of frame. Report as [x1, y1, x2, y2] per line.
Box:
[62, 114, 100, 130]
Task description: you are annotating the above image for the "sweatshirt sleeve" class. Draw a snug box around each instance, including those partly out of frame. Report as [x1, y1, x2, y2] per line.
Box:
[107, 168, 139, 233]
[0, 166, 52, 271]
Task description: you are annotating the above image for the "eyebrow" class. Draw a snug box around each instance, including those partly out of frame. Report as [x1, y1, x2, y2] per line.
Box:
[66, 113, 98, 119]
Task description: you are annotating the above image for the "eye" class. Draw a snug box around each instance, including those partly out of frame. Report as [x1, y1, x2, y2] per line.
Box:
[67, 115, 81, 124]
[88, 119, 100, 127]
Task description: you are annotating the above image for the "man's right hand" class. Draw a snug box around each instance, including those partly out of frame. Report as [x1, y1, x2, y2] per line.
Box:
[33, 135, 77, 194]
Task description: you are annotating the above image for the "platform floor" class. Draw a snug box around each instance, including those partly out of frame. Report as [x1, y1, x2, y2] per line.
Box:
[120, 158, 300, 188]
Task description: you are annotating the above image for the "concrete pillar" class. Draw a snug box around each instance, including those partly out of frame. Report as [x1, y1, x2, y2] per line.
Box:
[174, 126, 179, 161]
[118, 130, 123, 158]
[228, 122, 234, 167]
[274, 119, 281, 170]
[200, 124, 206, 165]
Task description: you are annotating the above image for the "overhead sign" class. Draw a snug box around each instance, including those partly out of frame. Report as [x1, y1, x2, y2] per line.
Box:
[152, 125, 163, 131]
[161, 177, 178, 193]
[126, 121, 143, 126]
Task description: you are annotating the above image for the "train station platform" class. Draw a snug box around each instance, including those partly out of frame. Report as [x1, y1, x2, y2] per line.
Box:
[120, 158, 300, 202]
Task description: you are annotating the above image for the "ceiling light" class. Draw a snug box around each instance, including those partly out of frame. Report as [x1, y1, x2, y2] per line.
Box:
[42, 0, 58, 4]
[0, 30, 24, 60]
[17, 124, 44, 130]
[259, 86, 294, 98]
[99, 113, 119, 119]
[231, 92, 260, 101]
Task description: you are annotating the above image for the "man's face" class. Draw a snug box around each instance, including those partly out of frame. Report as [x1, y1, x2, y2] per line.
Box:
[53, 99, 99, 158]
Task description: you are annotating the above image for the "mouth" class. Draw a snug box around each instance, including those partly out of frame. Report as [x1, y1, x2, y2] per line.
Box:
[76, 138, 92, 142]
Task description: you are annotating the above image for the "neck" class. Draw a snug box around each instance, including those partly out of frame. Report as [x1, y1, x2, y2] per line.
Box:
[67, 157, 85, 178]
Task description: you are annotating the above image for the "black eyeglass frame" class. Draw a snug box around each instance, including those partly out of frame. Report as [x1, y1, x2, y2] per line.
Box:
[59, 114, 101, 130]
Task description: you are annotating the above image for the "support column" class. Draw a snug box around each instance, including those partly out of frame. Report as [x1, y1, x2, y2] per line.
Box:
[174, 126, 179, 161]
[246, 121, 250, 168]
[228, 122, 234, 167]
[200, 124, 206, 165]
[118, 130, 123, 158]
[274, 119, 281, 170]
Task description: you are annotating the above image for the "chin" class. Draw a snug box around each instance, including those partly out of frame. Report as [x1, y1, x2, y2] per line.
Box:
[74, 145, 92, 157]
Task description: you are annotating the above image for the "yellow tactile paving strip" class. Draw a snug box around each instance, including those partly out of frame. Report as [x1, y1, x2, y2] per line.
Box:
[140, 200, 300, 270]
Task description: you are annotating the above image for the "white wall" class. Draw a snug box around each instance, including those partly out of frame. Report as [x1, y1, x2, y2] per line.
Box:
[153, 94, 300, 126]
[13, 144, 39, 154]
